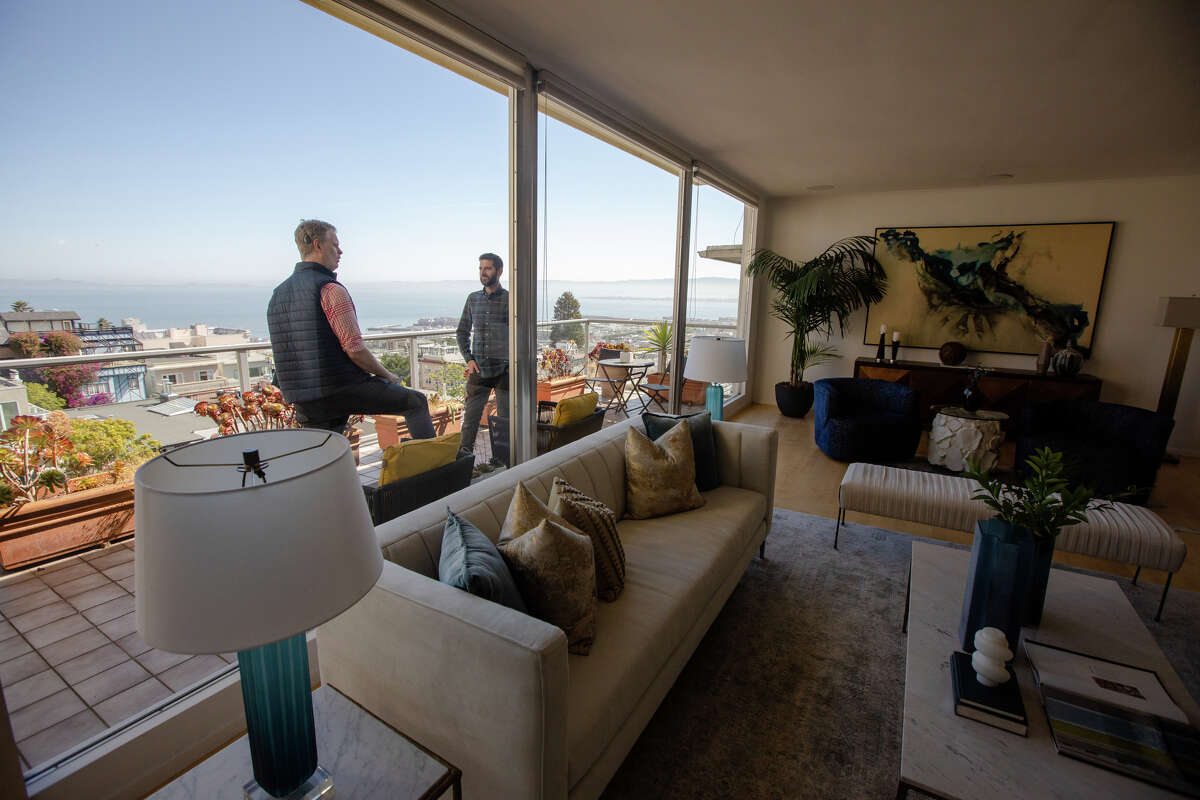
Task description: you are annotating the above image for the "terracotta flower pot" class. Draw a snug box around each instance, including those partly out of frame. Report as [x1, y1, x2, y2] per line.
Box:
[375, 407, 463, 449]
[537, 375, 587, 403]
[0, 483, 135, 570]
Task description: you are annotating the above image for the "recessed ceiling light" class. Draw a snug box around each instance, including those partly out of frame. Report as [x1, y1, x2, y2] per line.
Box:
[807, 184, 835, 191]
[987, 173, 1014, 180]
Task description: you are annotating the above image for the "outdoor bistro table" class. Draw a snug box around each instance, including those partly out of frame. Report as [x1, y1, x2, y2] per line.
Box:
[588, 358, 656, 418]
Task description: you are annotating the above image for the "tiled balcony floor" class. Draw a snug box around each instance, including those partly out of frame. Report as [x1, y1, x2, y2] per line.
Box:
[0, 402, 687, 775]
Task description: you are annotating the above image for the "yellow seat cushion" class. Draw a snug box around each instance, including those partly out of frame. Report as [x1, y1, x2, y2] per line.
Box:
[379, 432, 462, 487]
[550, 392, 599, 427]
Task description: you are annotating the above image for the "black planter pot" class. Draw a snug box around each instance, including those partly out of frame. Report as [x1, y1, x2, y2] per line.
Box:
[775, 381, 814, 418]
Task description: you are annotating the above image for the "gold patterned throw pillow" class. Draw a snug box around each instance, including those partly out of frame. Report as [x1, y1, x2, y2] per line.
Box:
[624, 422, 705, 519]
[499, 481, 584, 543]
[498, 518, 597, 654]
[549, 478, 626, 602]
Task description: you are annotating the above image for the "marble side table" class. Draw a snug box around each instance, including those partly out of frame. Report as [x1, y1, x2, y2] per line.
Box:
[148, 685, 461, 800]
[927, 406, 1008, 472]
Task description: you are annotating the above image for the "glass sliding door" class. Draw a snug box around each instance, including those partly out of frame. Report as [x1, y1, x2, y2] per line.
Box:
[685, 183, 752, 412]
[535, 100, 680, 435]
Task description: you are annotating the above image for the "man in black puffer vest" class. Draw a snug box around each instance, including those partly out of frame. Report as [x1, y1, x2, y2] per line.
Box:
[267, 219, 435, 438]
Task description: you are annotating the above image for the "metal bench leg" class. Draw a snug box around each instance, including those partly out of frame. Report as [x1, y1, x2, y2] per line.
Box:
[1132, 565, 1141, 585]
[902, 558, 912, 634]
[834, 508, 844, 549]
[1155, 573, 1174, 622]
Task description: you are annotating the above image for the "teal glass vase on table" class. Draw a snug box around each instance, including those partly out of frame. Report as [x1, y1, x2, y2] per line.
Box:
[684, 336, 748, 421]
[135, 429, 383, 799]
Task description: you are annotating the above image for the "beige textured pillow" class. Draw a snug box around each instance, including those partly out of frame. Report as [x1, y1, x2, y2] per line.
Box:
[499, 481, 583, 543]
[498, 518, 597, 655]
[549, 478, 626, 602]
[624, 422, 705, 519]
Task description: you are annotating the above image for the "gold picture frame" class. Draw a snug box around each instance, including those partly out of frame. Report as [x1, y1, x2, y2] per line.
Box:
[865, 222, 1115, 355]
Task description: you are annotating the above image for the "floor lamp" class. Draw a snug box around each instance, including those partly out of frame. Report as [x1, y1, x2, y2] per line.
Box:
[684, 336, 748, 421]
[136, 429, 382, 799]
[1157, 296, 1200, 419]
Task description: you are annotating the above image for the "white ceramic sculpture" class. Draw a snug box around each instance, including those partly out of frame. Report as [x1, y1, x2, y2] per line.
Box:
[971, 627, 1013, 687]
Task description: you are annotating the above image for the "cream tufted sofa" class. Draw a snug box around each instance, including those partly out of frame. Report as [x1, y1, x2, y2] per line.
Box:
[317, 416, 778, 800]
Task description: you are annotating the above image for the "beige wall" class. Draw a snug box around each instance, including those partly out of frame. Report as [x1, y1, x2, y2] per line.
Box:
[754, 174, 1200, 455]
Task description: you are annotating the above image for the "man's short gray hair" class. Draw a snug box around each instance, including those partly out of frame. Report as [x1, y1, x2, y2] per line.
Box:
[295, 219, 336, 257]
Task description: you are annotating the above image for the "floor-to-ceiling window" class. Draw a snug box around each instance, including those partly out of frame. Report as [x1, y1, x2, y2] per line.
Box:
[0, 0, 509, 780]
[686, 182, 754, 407]
[535, 101, 680, 432]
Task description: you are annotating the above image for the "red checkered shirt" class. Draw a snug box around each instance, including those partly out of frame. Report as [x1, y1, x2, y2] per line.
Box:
[319, 282, 364, 353]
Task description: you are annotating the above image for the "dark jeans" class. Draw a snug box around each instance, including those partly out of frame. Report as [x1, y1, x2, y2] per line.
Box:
[294, 377, 436, 439]
[461, 369, 509, 454]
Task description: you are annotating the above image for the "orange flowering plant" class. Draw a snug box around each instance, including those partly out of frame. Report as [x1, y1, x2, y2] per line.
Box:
[195, 383, 298, 437]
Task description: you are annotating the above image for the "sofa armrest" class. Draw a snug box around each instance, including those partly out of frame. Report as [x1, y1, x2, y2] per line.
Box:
[317, 561, 569, 800]
[712, 420, 778, 533]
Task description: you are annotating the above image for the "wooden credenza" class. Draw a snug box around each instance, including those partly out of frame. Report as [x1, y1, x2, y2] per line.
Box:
[853, 357, 1102, 431]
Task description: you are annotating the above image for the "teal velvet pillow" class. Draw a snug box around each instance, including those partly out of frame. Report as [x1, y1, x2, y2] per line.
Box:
[439, 509, 527, 613]
[642, 411, 720, 492]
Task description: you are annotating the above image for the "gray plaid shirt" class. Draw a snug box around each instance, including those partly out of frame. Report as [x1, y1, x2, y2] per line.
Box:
[457, 286, 509, 378]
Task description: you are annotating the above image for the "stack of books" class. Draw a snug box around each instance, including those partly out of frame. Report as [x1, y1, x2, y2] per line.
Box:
[950, 650, 1029, 736]
[1025, 640, 1200, 796]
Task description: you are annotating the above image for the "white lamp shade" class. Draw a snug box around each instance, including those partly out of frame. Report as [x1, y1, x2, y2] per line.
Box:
[1159, 296, 1200, 329]
[135, 429, 382, 654]
[684, 336, 748, 383]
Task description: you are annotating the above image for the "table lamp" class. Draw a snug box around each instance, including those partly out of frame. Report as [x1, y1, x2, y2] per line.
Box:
[1156, 296, 1200, 420]
[135, 429, 382, 799]
[684, 336, 748, 421]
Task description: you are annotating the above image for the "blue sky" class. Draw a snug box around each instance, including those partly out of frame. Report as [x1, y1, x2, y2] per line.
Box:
[0, 0, 744, 286]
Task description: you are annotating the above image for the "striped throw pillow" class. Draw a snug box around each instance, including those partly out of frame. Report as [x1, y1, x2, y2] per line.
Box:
[549, 477, 626, 602]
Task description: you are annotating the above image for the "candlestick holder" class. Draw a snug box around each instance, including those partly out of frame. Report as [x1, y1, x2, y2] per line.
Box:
[875, 332, 886, 362]
[890, 338, 900, 363]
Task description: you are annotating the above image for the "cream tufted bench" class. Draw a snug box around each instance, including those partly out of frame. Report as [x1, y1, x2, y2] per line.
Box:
[836, 462, 1188, 620]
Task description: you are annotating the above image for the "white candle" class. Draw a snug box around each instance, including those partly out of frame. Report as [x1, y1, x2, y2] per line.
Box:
[893, 331, 900, 341]
[880, 324, 887, 335]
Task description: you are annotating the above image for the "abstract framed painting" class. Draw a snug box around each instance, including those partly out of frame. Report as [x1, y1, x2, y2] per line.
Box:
[865, 222, 1115, 356]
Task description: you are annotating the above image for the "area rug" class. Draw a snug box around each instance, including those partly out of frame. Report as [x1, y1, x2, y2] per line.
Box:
[600, 509, 1200, 800]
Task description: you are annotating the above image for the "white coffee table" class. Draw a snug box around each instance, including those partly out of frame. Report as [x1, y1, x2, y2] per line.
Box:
[899, 540, 1200, 799]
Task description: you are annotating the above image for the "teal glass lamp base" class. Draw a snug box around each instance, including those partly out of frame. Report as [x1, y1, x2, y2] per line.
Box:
[705, 384, 725, 421]
[237, 633, 326, 799]
[244, 765, 332, 800]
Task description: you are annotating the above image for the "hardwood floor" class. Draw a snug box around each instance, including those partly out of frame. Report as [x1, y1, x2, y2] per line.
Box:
[730, 403, 1200, 594]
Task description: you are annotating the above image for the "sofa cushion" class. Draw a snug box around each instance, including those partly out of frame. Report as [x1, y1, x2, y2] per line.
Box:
[551, 392, 600, 427]
[498, 518, 597, 655]
[438, 510, 527, 613]
[565, 485, 766, 785]
[549, 478, 626, 602]
[499, 480, 585, 543]
[379, 432, 462, 486]
[378, 421, 632, 579]
[643, 410, 720, 492]
[624, 424, 704, 519]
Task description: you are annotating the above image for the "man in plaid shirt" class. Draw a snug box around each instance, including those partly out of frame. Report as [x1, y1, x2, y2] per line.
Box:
[267, 220, 436, 439]
[457, 252, 509, 463]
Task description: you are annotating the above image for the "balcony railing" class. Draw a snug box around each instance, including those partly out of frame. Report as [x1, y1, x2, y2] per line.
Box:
[0, 316, 737, 395]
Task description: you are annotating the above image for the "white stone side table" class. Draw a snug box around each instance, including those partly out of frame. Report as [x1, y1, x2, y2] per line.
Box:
[927, 406, 1008, 472]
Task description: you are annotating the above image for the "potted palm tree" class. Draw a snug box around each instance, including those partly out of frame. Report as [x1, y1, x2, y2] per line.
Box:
[747, 236, 887, 417]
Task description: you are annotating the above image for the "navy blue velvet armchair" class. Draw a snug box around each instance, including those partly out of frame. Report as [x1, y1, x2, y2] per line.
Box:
[1016, 399, 1174, 505]
[814, 378, 922, 462]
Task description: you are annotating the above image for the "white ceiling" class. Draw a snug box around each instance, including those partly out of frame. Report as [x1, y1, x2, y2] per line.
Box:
[430, 0, 1200, 199]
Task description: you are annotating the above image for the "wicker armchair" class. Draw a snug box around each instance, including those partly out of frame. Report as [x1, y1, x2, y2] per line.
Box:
[488, 400, 606, 466]
[361, 452, 474, 525]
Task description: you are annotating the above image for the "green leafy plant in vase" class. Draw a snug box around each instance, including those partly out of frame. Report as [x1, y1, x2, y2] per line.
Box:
[963, 447, 1102, 625]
